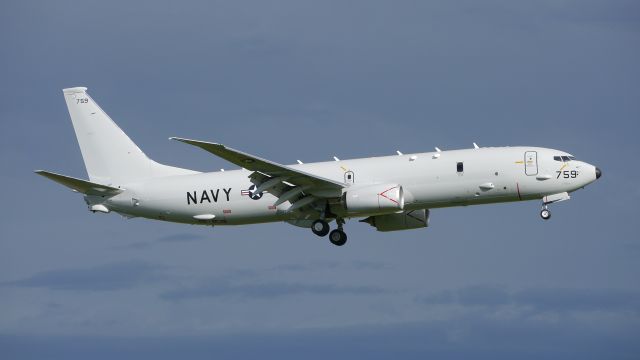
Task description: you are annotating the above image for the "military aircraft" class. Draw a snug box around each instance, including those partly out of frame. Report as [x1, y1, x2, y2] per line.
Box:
[36, 87, 602, 246]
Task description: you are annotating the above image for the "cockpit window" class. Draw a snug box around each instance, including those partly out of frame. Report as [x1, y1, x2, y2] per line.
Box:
[554, 155, 577, 162]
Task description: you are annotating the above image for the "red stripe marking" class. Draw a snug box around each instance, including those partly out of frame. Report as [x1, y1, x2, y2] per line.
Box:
[378, 186, 400, 205]
[516, 182, 522, 201]
[223, 209, 232, 214]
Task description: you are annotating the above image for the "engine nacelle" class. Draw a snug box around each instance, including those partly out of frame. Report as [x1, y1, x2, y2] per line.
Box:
[361, 209, 430, 232]
[342, 183, 404, 215]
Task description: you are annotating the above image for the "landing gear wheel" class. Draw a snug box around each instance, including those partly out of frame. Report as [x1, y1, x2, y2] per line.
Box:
[540, 209, 551, 220]
[329, 229, 347, 246]
[311, 220, 330, 237]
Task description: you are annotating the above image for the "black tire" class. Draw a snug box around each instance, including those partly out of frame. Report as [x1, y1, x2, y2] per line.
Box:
[329, 229, 347, 246]
[311, 220, 330, 237]
[540, 209, 551, 220]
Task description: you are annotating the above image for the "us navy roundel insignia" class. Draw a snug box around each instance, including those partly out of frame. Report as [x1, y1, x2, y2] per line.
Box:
[241, 185, 263, 200]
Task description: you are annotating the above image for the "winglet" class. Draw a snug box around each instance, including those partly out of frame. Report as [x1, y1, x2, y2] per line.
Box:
[170, 137, 230, 152]
[171, 136, 220, 146]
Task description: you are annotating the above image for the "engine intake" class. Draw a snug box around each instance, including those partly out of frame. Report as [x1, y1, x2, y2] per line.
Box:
[343, 183, 404, 215]
[361, 209, 429, 232]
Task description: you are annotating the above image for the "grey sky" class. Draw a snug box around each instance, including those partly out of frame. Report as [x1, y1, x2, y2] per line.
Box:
[1, 0, 639, 358]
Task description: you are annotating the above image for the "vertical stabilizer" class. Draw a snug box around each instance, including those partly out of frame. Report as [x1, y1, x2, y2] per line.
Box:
[62, 87, 196, 185]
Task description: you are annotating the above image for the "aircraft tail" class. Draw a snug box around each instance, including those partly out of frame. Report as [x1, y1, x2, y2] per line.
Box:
[62, 87, 196, 186]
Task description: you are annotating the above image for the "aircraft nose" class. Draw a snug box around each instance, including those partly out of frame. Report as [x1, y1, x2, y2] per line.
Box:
[595, 167, 602, 179]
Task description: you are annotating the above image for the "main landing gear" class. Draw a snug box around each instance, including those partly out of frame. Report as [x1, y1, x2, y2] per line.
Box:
[311, 218, 347, 246]
[311, 219, 330, 237]
[329, 229, 347, 246]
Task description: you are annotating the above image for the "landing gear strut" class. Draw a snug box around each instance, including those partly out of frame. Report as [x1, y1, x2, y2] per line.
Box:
[329, 218, 347, 246]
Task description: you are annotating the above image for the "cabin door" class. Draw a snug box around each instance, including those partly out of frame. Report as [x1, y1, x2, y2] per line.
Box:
[524, 151, 538, 176]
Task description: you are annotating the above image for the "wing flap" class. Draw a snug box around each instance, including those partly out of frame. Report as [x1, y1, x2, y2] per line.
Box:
[35, 170, 123, 196]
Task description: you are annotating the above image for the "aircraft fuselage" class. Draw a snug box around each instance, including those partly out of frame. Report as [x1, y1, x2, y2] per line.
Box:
[102, 146, 599, 226]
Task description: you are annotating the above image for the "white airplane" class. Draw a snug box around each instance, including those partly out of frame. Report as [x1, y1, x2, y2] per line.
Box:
[36, 87, 602, 246]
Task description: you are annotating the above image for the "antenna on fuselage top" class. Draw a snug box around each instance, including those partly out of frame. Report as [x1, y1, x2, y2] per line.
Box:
[473, 142, 480, 149]
[333, 156, 340, 161]
[396, 150, 403, 155]
[435, 147, 442, 152]
[296, 160, 304, 164]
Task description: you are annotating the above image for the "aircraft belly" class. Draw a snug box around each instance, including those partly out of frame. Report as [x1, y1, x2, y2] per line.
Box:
[405, 175, 521, 208]
[222, 195, 284, 225]
[516, 176, 562, 198]
[136, 194, 288, 225]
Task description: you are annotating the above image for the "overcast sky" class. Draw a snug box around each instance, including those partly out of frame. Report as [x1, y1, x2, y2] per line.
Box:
[1, 0, 639, 358]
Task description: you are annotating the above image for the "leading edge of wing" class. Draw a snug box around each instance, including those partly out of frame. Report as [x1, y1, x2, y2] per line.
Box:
[170, 137, 345, 189]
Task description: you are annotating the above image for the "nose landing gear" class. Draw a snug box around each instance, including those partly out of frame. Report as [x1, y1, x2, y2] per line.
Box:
[540, 208, 551, 220]
[539, 192, 571, 221]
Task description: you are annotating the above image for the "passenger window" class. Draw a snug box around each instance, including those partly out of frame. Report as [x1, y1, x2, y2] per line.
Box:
[456, 162, 464, 173]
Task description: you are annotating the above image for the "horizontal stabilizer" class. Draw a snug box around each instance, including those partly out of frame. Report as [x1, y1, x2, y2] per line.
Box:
[35, 170, 123, 196]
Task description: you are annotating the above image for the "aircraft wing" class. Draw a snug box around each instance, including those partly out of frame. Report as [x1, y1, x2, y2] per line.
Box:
[170, 137, 345, 194]
[35, 170, 123, 196]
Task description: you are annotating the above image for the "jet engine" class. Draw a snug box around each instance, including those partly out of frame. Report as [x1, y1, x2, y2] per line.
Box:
[342, 183, 404, 215]
[360, 209, 429, 232]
